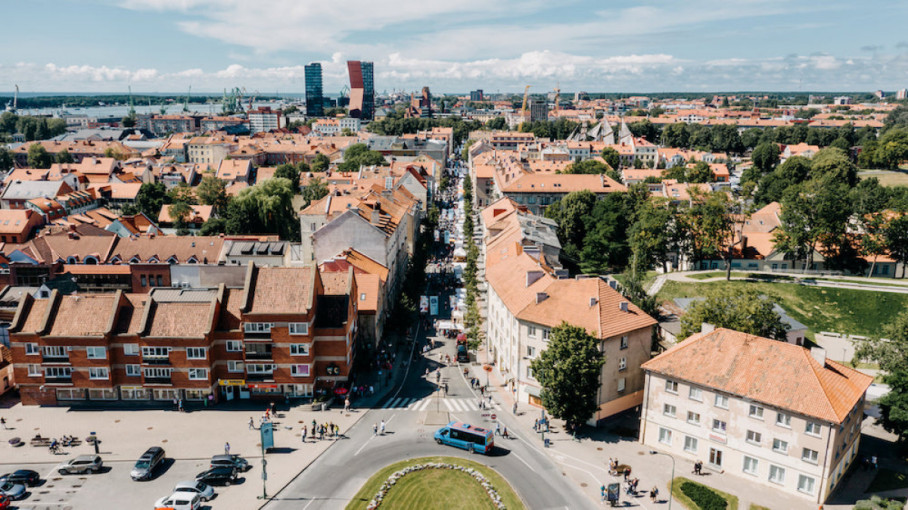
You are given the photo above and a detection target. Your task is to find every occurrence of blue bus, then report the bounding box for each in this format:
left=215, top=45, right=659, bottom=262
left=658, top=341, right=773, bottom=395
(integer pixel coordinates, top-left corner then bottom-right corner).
left=434, top=421, right=494, bottom=454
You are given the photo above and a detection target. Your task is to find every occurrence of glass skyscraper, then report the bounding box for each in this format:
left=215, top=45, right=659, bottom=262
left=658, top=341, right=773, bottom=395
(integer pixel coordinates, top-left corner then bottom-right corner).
left=305, top=63, right=324, bottom=117
left=347, top=60, right=374, bottom=120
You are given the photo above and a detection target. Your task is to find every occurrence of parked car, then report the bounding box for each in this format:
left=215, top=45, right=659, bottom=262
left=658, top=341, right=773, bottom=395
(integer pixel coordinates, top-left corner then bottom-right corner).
left=130, top=446, right=165, bottom=481
left=0, top=470, right=40, bottom=486
left=195, top=467, right=237, bottom=486
left=0, top=481, right=25, bottom=501
left=0, top=494, right=11, bottom=509
left=210, top=454, right=250, bottom=472
left=173, top=481, right=215, bottom=502
left=58, top=455, right=103, bottom=475
left=153, top=492, right=200, bottom=510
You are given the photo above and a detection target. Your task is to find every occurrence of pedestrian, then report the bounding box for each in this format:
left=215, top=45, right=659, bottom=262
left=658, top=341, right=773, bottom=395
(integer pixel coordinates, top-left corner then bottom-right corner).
left=208, top=393, right=214, bottom=407
left=369, top=385, right=374, bottom=396
left=624, top=467, right=631, bottom=482
left=513, top=402, right=518, bottom=414
left=443, top=383, right=448, bottom=396
left=651, top=486, right=659, bottom=503
left=0, top=417, right=6, bottom=430
left=334, top=424, right=339, bottom=439
left=302, top=426, right=307, bottom=443
left=373, top=423, right=378, bottom=436
left=249, top=417, right=255, bottom=430
left=344, top=398, right=351, bottom=412
left=173, top=397, right=178, bottom=411
left=178, top=399, right=184, bottom=412
left=872, top=456, right=879, bottom=469
left=380, top=420, right=386, bottom=435
left=502, top=427, right=509, bottom=439
left=312, top=419, right=317, bottom=433
left=600, top=485, right=606, bottom=502
left=495, top=422, right=501, bottom=436
left=224, top=442, right=230, bottom=455
left=533, top=419, right=539, bottom=431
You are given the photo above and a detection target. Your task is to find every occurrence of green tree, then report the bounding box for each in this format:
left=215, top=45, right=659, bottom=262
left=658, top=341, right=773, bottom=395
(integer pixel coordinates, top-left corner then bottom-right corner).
left=121, top=115, right=137, bottom=128
left=135, top=182, right=169, bottom=218
left=55, top=149, right=74, bottom=164
left=751, top=142, right=780, bottom=173
left=167, top=201, right=193, bottom=229
left=486, top=117, right=507, bottom=130
left=0, top=148, right=14, bottom=171
left=679, top=287, right=788, bottom=340
left=199, top=217, right=228, bottom=236
left=461, top=139, right=476, bottom=161
left=195, top=175, right=229, bottom=213
left=311, top=153, right=331, bottom=172
left=686, top=161, right=713, bottom=183
left=629, top=198, right=675, bottom=274
left=662, top=123, right=690, bottom=148
left=856, top=311, right=908, bottom=441
left=809, top=147, right=858, bottom=186
left=754, top=156, right=811, bottom=206
left=274, top=162, right=306, bottom=190
left=225, top=178, right=300, bottom=240
left=684, top=189, right=736, bottom=278
left=544, top=190, right=596, bottom=262
left=26, top=144, right=52, bottom=168
left=600, top=147, right=620, bottom=169
left=884, top=214, right=908, bottom=278
left=529, top=322, right=605, bottom=430
left=579, top=193, right=633, bottom=273
left=339, top=143, right=386, bottom=171
left=301, top=175, right=329, bottom=208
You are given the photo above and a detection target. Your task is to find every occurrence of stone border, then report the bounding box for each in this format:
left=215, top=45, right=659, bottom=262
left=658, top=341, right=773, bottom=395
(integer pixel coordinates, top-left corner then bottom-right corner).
left=367, top=462, right=506, bottom=509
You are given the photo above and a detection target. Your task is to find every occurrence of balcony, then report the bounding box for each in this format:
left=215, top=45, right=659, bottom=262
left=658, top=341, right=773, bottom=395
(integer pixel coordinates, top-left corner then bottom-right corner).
left=244, top=350, right=273, bottom=361
left=42, top=354, right=70, bottom=363
left=243, top=331, right=272, bottom=340
left=144, top=377, right=172, bottom=385
left=246, top=373, right=274, bottom=382
left=44, top=374, right=72, bottom=383
left=142, top=357, right=171, bottom=366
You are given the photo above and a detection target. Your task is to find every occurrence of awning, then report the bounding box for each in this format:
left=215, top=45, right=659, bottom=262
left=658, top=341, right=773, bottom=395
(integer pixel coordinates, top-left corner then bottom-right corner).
left=524, top=385, right=542, bottom=397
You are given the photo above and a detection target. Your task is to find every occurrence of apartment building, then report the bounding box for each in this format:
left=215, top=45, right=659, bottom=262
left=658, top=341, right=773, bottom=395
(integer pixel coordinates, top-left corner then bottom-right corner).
left=640, top=328, right=872, bottom=504
left=247, top=107, right=282, bottom=134
left=8, top=263, right=357, bottom=406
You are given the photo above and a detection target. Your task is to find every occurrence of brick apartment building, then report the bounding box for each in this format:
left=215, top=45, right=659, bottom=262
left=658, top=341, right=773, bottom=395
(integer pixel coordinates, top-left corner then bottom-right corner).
left=8, top=263, right=357, bottom=406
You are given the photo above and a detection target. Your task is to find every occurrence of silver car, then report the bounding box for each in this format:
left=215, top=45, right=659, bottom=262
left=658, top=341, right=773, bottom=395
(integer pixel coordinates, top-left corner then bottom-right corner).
left=58, top=455, right=103, bottom=475
left=173, top=480, right=215, bottom=502
left=0, top=480, right=26, bottom=500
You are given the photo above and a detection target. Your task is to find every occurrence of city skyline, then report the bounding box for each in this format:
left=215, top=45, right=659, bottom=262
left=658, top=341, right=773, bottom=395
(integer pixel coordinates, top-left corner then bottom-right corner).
left=1, top=0, right=908, bottom=93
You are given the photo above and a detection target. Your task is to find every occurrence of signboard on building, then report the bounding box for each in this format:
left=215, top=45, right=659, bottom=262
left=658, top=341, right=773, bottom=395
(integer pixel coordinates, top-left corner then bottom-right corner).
left=218, top=379, right=246, bottom=386
left=420, top=296, right=429, bottom=313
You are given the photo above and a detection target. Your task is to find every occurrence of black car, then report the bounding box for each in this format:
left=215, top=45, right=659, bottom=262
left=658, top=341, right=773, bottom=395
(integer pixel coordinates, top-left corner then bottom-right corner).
left=195, top=466, right=237, bottom=486
left=0, top=470, right=40, bottom=487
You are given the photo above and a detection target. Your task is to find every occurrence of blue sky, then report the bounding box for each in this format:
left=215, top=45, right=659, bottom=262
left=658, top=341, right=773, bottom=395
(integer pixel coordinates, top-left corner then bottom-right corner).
left=3, top=0, right=908, bottom=94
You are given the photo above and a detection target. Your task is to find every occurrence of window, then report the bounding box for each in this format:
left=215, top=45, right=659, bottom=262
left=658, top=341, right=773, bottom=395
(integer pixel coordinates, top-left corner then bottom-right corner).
left=712, top=419, right=727, bottom=434
left=126, top=365, right=141, bottom=377
left=27, top=364, right=41, bottom=377
left=665, top=380, right=679, bottom=394
left=42, top=346, right=66, bottom=358
left=797, top=475, right=816, bottom=495
left=714, top=394, right=729, bottom=409
left=746, top=430, right=762, bottom=445
left=620, top=336, right=628, bottom=350
left=743, top=456, right=759, bottom=475
left=290, top=344, right=310, bottom=356
left=143, top=367, right=173, bottom=378
left=188, top=368, right=208, bottom=380
left=769, top=465, right=786, bottom=484
left=186, top=347, right=207, bottom=360
left=687, top=411, right=701, bottom=425
left=802, top=448, right=819, bottom=464
left=89, top=367, right=109, bottom=380
left=805, top=422, right=821, bottom=437
left=244, top=322, right=274, bottom=334
left=527, top=326, right=536, bottom=337
left=689, top=387, right=702, bottom=401
left=123, top=343, right=139, bottom=356
left=142, top=346, right=170, bottom=358
left=617, top=377, right=626, bottom=392
left=663, top=404, right=677, bottom=417
left=618, top=357, right=627, bottom=371
left=140, top=275, right=147, bottom=287
left=749, top=405, right=764, bottom=419
left=541, top=329, right=549, bottom=341
left=776, top=412, right=791, bottom=428
left=684, top=436, right=698, bottom=453
left=526, top=366, right=533, bottom=379
left=247, top=364, right=275, bottom=374
left=772, top=438, right=789, bottom=454
left=45, top=367, right=71, bottom=378
left=226, top=341, right=242, bottom=352
left=291, top=364, right=310, bottom=377
left=658, top=427, right=672, bottom=445
left=25, top=343, right=39, bottom=355
left=156, top=276, right=163, bottom=286
left=228, top=361, right=244, bottom=373
left=289, top=323, right=309, bottom=335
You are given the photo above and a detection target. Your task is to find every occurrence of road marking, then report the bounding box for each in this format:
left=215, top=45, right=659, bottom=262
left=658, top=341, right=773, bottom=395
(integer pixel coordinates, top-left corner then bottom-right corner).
left=512, top=452, right=534, bottom=470
left=443, top=399, right=455, bottom=411
left=354, top=413, right=397, bottom=457
left=465, top=399, right=478, bottom=410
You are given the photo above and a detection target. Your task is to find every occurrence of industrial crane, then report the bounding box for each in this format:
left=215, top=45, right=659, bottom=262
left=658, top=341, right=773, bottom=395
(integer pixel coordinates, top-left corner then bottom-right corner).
left=182, top=85, right=191, bottom=112
left=5, top=85, right=18, bottom=112
left=520, top=85, right=531, bottom=117
left=553, top=83, right=560, bottom=113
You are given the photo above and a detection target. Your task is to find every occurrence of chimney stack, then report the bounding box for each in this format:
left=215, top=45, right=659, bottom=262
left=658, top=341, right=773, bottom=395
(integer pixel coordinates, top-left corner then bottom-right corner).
left=701, top=323, right=715, bottom=334
left=810, top=347, right=827, bottom=366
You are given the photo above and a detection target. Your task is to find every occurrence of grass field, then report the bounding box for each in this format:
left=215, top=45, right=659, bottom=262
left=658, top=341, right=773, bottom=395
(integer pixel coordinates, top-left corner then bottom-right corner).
left=670, top=476, right=739, bottom=510
left=867, top=468, right=908, bottom=493
left=860, top=170, right=908, bottom=187
left=345, top=456, right=525, bottom=510
left=657, top=280, right=908, bottom=337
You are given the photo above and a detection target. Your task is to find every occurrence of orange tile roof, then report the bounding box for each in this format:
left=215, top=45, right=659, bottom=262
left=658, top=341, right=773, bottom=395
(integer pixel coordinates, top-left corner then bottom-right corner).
left=48, top=294, right=117, bottom=337
left=147, top=302, right=212, bottom=338
left=247, top=266, right=314, bottom=315
left=20, top=298, right=48, bottom=333
left=353, top=273, right=380, bottom=312
left=642, top=328, right=873, bottom=423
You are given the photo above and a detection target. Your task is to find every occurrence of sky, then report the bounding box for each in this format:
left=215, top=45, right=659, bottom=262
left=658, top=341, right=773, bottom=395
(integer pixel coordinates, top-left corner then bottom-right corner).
left=3, top=0, right=908, bottom=94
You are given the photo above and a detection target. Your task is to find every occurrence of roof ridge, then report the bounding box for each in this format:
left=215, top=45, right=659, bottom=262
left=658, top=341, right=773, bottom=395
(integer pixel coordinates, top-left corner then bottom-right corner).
left=798, top=346, right=841, bottom=422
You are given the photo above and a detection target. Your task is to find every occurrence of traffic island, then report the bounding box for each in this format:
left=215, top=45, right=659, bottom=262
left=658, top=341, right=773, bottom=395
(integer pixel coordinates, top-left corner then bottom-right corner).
left=345, top=456, right=525, bottom=510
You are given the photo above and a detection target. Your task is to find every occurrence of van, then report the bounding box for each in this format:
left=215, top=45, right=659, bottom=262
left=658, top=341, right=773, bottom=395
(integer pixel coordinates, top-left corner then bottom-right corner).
left=131, top=446, right=165, bottom=481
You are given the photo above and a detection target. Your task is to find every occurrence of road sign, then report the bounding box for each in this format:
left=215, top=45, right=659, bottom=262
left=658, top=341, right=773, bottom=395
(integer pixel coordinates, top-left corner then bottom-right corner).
left=491, top=414, right=497, bottom=420
left=481, top=413, right=490, bottom=417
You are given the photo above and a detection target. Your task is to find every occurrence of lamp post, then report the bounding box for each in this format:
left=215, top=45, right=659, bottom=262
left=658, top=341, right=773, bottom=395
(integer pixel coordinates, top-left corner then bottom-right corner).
left=649, top=450, right=674, bottom=510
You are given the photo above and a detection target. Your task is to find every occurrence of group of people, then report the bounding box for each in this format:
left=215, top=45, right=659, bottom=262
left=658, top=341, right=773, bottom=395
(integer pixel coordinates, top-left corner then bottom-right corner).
left=372, top=420, right=387, bottom=436
left=303, top=420, right=340, bottom=442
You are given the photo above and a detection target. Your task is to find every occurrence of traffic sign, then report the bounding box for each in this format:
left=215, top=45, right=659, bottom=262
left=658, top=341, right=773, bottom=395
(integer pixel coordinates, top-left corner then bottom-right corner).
left=491, top=414, right=497, bottom=420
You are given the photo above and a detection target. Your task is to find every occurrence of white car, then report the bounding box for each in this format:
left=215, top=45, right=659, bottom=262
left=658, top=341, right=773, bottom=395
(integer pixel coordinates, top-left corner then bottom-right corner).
left=173, top=480, right=215, bottom=502
left=153, top=492, right=201, bottom=510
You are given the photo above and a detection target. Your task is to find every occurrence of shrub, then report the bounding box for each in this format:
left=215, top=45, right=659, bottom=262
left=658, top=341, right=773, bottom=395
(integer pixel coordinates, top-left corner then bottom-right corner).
left=854, top=496, right=905, bottom=510
left=680, top=481, right=727, bottom=510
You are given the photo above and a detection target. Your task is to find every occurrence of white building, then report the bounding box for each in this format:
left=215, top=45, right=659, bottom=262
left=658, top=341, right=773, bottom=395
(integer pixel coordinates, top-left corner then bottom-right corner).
left=248, top=107, right=282, bottom=134
left=640, top=328, right=872, bottom=504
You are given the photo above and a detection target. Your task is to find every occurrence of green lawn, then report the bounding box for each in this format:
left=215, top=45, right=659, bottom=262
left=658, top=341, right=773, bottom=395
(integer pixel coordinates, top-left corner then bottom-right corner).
left=686, top=271, right=745, bottom=280
left=345, top=456, right=525, bottom=510
left=859, top=170, right=908, bottom=187
left=671, top=476, right=739, bottom=510
left=657, top=280, right=908, bottom=337
left=867, top=468, right=908, bottom=493
left=749, top=505, right=771, bottom=510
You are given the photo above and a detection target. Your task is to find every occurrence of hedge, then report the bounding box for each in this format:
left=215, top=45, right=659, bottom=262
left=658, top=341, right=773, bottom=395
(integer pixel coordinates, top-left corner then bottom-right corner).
left=680, top=481, right=728, bottom=510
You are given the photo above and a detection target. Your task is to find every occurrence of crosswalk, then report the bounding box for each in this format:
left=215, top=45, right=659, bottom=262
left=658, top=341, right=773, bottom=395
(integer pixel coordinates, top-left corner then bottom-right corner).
left=380, top=396, right=502, bottom=412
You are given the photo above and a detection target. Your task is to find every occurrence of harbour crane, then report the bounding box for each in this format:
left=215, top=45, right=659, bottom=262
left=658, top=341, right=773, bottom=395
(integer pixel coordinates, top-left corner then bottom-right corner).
left=182, top=85, right=191, bottom=112
left=520, top=85, right=531, bottom=117
left=5, top=84, right=19, bottom=112
left=553, top=83, right=560, bottom=113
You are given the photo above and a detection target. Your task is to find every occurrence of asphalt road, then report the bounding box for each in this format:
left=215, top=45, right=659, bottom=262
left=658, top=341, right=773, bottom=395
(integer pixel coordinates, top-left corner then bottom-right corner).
left=262, top=331, right=595, bottom=510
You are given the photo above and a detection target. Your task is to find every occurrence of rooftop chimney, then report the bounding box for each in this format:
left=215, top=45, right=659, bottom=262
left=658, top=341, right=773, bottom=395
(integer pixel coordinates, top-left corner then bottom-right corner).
left=619, top=301, right=629, bottom=312
left=701, top=322, right=715, bottom=334
left=810, top=347, right=827, bottom=366
left=370, top=206, right=381, bottom=225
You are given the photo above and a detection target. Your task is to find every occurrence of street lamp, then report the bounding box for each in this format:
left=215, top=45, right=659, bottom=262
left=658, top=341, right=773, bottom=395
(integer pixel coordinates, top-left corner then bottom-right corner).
left=649, top=450, right=674, bottom=510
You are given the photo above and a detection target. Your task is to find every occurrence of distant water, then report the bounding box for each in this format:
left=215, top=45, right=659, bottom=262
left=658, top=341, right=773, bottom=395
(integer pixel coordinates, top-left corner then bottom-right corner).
left=10, top=100, right=299, bottom=118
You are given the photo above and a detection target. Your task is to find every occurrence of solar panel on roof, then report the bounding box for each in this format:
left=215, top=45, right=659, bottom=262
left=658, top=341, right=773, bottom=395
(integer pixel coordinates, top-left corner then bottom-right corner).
left=256, top=244, right=269, bottom=254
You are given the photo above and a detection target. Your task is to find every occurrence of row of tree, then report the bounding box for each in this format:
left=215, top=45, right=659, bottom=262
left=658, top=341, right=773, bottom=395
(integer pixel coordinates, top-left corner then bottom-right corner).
left=366, top=113, right=483, bottom=146
left=0, top=112, right=67, bottom=142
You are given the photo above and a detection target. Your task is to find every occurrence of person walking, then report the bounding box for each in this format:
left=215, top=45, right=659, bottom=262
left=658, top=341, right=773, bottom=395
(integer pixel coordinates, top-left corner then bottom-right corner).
left=178, top=399, right=184, bottom=412
left=0, top=417, right=6, bottom=430
left=512, top=402, right=518, bottom=414
left=502, top=426, right=509, bottom=439
left=373, top=423, right=378, bottom=436
left=601, top=485, right=606, bottom=502
left=344, top=398, right=351, bottom=412
left=380, top=420, right=386, bottom=435
left=224, top=442, right=230, bottom=455
left=248, top=417, right=255, bottom=430
left=650, top=486, right=659, bottom=503
left=302, top=425, right=307, bottom=443
left=495, top=422, right=501, bottom=436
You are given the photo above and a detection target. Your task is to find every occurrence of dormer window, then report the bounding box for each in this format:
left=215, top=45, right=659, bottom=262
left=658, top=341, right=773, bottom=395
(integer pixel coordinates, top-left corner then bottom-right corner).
left=129, top=256, right=142, bottom=264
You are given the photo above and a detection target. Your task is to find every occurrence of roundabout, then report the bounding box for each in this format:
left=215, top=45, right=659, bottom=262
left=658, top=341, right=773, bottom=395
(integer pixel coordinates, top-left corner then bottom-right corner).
left=346, top=456, right=526, bottom=510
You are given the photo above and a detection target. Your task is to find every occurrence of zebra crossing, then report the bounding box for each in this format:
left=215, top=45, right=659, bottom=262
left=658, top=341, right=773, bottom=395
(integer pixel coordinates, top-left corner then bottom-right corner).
left=380, top=396, right=502, bottom=412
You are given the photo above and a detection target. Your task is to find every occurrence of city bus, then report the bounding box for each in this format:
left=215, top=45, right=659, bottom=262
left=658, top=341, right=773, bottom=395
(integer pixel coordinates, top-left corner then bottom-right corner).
left=434, top=421, right=494, bottom=454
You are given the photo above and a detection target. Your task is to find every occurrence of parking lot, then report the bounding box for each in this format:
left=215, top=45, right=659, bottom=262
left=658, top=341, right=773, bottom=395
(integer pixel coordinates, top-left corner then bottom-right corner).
left=0, top=402, right=363, bottom=509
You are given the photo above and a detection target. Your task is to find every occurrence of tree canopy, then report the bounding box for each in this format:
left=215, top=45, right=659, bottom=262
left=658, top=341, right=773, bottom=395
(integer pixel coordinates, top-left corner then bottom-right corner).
left=679, top=287, right=789, bottom=341
left=856, top=311, right=908, bottom=441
